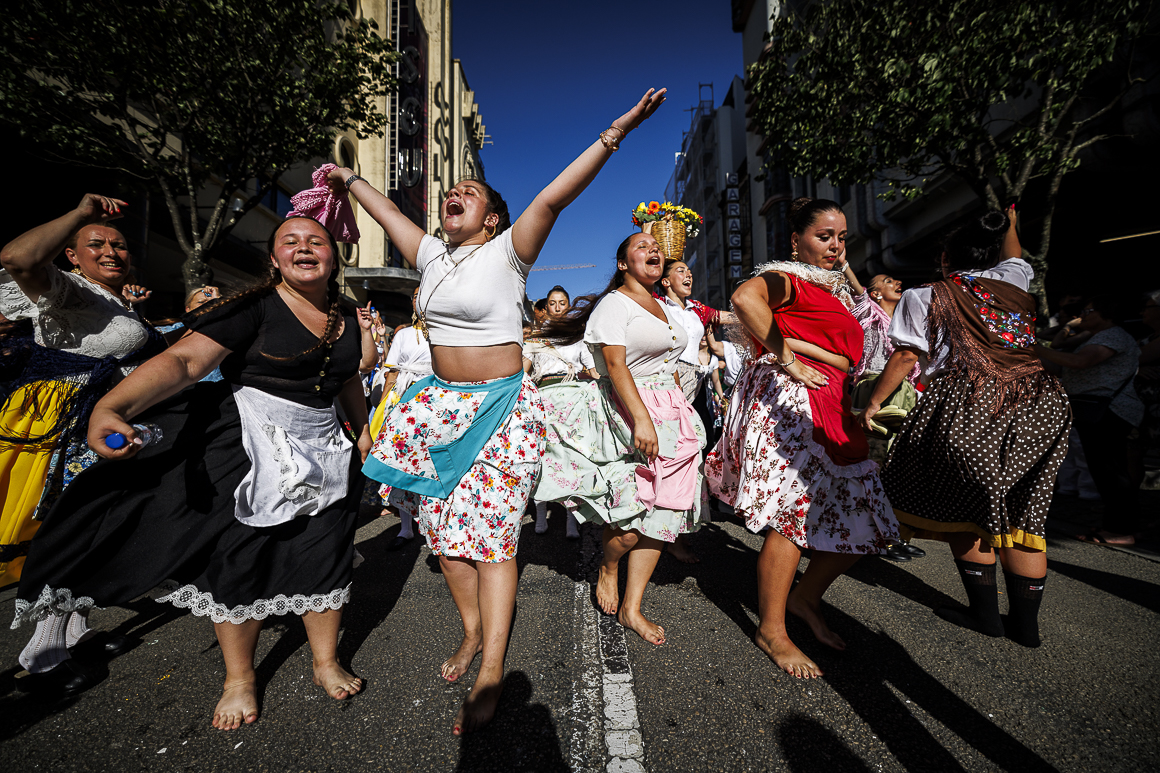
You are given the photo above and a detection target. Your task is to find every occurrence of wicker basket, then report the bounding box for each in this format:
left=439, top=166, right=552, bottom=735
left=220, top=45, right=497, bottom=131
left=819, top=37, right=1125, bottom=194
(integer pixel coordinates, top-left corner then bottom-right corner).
left=642, top=219, right=686, bottom=261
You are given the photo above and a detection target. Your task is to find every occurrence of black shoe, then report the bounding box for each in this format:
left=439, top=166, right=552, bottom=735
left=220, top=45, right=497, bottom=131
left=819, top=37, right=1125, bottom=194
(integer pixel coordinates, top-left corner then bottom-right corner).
left=387, top=535, right=413, bottom=551
left=881, top=544, right=912, bottom=562
left=898, top=543, right=926, bottom=558
left=103, top=635, right=134, bottom=657
left=16, top=660, right=98, bottom=696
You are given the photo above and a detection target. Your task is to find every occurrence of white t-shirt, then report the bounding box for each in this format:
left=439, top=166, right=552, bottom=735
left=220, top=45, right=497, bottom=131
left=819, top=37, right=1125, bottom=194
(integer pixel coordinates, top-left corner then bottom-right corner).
left=721, top=341, right=744, bottom=387
left=415, top=229, right=533, bottom=347
left=584, top=291, right=688, bottom=378
left=659, top=295, right=705, bottom=366
left=385, top=325, right=432, bottom=372
left=889, top=258, right=1034, bottom=376
left=524, top=339, right=594, bottom=378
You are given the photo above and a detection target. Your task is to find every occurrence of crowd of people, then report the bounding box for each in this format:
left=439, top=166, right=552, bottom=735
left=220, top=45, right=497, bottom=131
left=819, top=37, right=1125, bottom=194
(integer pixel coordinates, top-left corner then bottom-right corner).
left=0, top=86, right=1155, bottom=738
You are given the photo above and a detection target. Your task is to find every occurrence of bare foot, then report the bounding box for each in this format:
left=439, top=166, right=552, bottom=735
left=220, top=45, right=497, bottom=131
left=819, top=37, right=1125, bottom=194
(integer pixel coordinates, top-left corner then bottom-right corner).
left=666, top=536, right=700, bottom=564
left=787, top=589, right=846, bottom=651
left=441, top=631, right=482, bottom=682
left=617, top=606, right=665, bottom=645
left=452, top=667, right=504, bottom=735
left=1083, top=530, right=1136, bottom=546
left=596, top=564, right=620, bottom=615
left=313, top=660, right=363, bottom=699
left=212, top=678, right=259, bottom=730
left=754, top=629, right=822, bottom=678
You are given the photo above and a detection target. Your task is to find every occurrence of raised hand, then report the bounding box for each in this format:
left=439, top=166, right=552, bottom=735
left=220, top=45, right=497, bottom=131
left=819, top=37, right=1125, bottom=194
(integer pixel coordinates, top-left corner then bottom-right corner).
left=76, top=194, right=127, bottom=224
left=612, top=88, right=668, bottom=135
left=356, top=301, right=374, bottom=331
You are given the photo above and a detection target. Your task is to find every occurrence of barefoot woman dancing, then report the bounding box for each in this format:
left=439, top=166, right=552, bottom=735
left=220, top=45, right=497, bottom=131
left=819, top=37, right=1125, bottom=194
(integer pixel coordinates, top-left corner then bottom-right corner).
left=536, top=233, right=707, bottom=645
left=14, top=215, right=369, bottom=728
left=705, top=197, right=898, bottom=678
left=349, top=88, right=667, bottom=734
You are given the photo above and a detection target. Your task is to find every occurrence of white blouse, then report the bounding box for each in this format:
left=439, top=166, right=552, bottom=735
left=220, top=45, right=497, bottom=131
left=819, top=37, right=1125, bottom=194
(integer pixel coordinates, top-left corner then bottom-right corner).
left=888, top=258, right=1033, bottom=377
left=523, top=339, right=594, bottom=379
left=584, top=291, right=687, bottom=378
left=0, top=267, right=150, bottom=377
left=659, top=296, right=705, bottom=366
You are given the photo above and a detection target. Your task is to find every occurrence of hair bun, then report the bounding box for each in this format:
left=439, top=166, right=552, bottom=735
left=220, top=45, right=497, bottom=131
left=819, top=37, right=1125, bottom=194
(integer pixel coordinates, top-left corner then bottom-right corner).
left=787, top=197, right=814, bottom=222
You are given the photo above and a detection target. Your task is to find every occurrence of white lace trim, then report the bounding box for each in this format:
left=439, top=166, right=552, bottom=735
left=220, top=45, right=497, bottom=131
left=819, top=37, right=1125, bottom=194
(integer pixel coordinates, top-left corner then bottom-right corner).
left=753, top=260, right=857, bottom=310
left=11, top=585, right=98, bottom=629
left=151, top=581, right=351, bottom=624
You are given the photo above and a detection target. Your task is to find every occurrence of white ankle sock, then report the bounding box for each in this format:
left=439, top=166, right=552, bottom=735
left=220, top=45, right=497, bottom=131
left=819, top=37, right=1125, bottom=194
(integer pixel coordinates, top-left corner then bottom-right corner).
left=19, top=614, right=72, bottom=674
left=566, top=510, right=580, bottom=539
left=65, top=610, right=96, bottom=649
left=399, top=512, right=414, bottom=540
left=534, top=502, right=548, bottom=534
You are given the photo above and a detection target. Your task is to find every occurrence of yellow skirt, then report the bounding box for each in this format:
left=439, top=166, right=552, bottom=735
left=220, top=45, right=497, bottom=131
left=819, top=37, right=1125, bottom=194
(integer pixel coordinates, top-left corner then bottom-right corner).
left=0, top=383, right=71, bottom=587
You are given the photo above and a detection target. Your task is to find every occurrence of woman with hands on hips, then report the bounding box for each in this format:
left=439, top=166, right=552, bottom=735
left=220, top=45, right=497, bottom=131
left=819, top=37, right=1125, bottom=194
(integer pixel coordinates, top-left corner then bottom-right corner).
left=339, top=88, right=668, bottom=735
left=704, top=197, right=899, bottom=679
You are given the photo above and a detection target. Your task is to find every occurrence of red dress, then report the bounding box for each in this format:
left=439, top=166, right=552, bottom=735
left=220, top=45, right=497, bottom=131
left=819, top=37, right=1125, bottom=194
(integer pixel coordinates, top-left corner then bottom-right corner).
left=755, top=276, right=868, bottom=466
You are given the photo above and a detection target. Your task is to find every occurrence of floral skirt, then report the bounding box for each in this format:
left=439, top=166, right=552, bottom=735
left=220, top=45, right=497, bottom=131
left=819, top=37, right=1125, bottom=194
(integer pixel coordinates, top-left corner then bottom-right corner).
left=533, top=375, right=706, bottom=543
left=378, top=375, right=545, bottom=563
left=705, top=357, right=898, bottom=554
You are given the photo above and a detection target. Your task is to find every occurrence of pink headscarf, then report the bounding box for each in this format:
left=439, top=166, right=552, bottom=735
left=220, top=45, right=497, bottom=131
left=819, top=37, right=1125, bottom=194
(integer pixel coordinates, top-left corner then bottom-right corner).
left=287, top=163, right=360, bottom=244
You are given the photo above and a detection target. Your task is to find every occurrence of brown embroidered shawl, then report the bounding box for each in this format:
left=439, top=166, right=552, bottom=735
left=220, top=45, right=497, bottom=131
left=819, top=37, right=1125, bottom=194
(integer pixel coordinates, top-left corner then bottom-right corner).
left=928, top=275, right=1059, bottom=415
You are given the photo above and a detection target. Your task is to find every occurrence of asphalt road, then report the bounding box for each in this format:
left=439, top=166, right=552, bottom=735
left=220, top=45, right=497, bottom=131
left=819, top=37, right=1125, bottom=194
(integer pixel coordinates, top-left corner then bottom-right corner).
left=1, top=496, right=1157, bottom=772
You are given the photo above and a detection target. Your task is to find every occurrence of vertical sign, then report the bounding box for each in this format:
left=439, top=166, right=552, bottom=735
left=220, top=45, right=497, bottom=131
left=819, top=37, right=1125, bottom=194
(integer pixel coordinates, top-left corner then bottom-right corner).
left=393, top=0, right=428, bottom=230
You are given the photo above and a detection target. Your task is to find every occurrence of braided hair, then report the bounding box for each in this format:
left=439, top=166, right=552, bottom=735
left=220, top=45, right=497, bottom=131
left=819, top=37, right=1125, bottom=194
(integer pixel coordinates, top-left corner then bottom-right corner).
left=187, top=215, right=347, bottom=360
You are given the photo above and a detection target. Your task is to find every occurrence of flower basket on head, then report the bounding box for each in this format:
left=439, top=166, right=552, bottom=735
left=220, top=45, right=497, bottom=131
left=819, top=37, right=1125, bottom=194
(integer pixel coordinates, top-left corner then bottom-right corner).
left=631, top=201, right=703, bottom=261
left=642, top=219, right=686, bottom=261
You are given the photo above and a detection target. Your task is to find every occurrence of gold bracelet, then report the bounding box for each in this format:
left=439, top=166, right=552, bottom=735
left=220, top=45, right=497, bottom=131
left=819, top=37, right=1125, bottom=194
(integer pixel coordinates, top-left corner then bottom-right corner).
left=599, top=129, right=621, bottom=152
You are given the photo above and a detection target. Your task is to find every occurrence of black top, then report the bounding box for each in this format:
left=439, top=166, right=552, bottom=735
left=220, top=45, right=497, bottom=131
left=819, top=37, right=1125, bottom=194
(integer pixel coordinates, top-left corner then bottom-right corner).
left=188, top=291, right=360, bottom=409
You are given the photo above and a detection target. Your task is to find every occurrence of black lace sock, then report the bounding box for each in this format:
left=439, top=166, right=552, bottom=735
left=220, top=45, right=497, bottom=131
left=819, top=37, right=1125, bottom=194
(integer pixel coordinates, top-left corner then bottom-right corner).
left=935, top=559, right=1004, bottom=637
left=1003, top=572, right=1046, bottom=648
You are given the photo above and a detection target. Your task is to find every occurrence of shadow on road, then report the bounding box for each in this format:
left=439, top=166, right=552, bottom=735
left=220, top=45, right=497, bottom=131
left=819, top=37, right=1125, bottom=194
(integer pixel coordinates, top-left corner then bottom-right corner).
left=779, top=714, right=872, bottom=772
left=1046, top=556, right=1160, bottom=614
left=455, top=670, right=567, bottom=773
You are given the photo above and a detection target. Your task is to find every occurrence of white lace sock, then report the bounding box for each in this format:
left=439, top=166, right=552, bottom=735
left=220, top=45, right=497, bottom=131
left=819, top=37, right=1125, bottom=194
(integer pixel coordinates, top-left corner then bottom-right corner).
left=534, top=502, right=549, bottom=534
left=566, top=509, right=580, bottom=539
left=398, top=511, right=414, bottom=540
left=19, top=614, right=72, bottom=674
left=65, top=610, right=96, bottom=649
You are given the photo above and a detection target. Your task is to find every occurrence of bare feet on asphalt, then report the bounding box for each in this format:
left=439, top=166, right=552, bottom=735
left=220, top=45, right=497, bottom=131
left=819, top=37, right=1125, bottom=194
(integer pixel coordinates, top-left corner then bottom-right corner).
left=618, top=606, right=665, bottom=645
left=787, top=589, right=847, bottom=651
left=452, top=667, right=504, bottom=735
left=441, top=631, right=483, bottom=682
left=755, top=629, right=822, bottom=678
left=597, top=564, right=619, bottom=615
left=313, top=660, right=363, bottom=699
left=212, top=678, right=259, bottom=730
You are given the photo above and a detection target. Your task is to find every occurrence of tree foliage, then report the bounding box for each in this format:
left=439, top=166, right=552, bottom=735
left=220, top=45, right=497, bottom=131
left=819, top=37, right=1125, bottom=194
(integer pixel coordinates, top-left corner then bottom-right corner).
left=0, top=0, right=398, bottom=290
left=747, top=0, right=1152, bottom=303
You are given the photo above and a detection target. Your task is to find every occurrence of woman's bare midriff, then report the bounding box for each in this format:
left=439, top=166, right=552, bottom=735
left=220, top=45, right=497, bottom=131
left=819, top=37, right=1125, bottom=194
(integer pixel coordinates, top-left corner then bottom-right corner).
left=431, top=342, right=525, bottom=382
left=784, top=337, right=851, bottom=373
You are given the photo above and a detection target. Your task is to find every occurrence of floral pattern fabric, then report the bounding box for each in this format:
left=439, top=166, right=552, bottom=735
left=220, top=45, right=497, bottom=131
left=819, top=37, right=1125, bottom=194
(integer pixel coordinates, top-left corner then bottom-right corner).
left=705, top=357, right=898, bottom=554
left=533, top=376, right=707, bottom=543
left=378, top=375, right=544, bottom=562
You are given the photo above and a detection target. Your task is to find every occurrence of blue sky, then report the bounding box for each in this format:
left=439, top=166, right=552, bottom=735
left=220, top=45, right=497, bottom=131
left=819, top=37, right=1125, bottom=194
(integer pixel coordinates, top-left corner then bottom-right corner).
left=453, top=0, right=746, bottom=301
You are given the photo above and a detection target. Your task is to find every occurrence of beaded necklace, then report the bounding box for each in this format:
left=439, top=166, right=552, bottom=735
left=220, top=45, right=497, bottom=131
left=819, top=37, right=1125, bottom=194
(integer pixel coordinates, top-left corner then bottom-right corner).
left=951, top=274, right=1036, bottom=349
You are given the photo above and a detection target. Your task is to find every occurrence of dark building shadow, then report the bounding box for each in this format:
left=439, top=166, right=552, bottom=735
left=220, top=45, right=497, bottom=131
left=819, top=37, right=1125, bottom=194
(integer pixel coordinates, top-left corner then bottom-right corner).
left=779, top=714, right=873, bottom=773
left=454, top=670, right=567, bottom=773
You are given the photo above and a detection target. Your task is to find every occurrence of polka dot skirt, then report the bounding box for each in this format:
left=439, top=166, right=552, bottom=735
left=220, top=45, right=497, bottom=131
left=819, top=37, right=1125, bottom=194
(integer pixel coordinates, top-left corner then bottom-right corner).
left=882, top=374, right=1070, bottom=546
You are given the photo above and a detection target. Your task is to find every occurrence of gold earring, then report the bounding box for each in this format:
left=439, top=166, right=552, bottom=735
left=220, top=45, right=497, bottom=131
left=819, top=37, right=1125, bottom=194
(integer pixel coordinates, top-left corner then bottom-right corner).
left=791, top=249, right=798, bottom=260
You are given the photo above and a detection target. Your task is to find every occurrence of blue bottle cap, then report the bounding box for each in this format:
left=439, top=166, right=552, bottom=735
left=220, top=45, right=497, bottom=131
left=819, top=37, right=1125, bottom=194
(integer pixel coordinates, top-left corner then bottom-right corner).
left=105, top=433, right=128, bottom=449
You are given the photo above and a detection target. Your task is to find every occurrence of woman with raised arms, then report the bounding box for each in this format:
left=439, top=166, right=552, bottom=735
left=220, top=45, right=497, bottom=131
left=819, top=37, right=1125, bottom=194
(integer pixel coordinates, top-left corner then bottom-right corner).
left=337, top=88, right=666, bottom=734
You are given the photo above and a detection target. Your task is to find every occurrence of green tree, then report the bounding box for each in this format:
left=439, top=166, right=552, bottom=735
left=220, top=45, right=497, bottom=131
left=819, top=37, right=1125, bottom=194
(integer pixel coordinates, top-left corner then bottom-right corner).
left=0, top=0, right=398, bottom=291
left=747, top=0, right=1152, bottom=309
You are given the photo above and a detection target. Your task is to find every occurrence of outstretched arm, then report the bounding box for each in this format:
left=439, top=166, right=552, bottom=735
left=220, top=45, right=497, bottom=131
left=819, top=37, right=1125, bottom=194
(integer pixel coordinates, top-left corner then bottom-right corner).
left=511, top=89, right=667, bottom=264
left=1, top=194, right=126, bottom=301
left=326, top=169, right=426, bottom=268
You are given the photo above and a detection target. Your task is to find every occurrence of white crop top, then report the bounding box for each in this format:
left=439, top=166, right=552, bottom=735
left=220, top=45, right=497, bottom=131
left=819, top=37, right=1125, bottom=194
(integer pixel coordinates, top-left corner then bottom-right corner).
left=584, top=291, right=688, bottom=378
left=415, top=229, right=533, bottom=347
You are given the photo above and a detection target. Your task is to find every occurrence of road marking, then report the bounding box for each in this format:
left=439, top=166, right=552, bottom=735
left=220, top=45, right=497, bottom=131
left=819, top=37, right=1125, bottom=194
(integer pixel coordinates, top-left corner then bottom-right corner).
left=576, top=523, right=647, bottom=772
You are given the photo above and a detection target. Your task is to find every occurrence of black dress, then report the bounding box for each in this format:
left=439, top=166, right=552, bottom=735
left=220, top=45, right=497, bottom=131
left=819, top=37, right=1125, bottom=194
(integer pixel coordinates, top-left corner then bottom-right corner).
left=13, top=291, right=364, bottom=626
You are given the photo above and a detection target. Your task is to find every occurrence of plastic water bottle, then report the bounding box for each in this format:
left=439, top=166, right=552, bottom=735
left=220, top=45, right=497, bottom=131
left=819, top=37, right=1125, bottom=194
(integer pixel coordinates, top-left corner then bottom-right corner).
left=104, top=423, right=163, bottom=450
